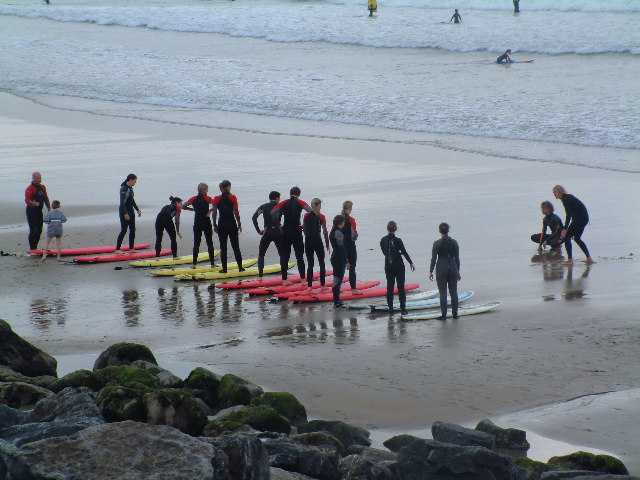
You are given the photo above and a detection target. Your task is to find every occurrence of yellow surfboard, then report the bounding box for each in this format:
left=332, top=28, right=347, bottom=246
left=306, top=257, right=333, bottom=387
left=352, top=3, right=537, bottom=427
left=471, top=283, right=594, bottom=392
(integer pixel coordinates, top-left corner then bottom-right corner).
left=130, top=250, right=220, bottom=268
left=151, top=258, right=258, bottom=277
left=368, top=0, right=377, bottom=13
left=174, top=262, right=294, bottom=282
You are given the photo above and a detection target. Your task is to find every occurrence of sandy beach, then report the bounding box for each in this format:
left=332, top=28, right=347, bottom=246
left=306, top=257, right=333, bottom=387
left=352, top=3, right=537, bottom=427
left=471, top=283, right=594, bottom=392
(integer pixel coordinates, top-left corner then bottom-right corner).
left=2, top=90, right=639, bottom=469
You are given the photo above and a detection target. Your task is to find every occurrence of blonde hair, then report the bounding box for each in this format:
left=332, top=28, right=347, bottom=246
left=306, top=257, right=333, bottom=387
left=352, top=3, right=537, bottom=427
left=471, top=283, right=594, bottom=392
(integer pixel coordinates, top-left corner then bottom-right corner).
left=342, top=200, right=353, bottom=214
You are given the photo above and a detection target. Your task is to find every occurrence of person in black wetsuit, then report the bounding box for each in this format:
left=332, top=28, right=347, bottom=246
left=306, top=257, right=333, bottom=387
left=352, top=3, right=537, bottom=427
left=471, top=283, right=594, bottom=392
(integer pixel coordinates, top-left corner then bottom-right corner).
left=252, top=191, right=282, bottom=277
left=380, top=221, right=415, bottom=314
left=155, top=196, right=182, bottom=258
left=341, top=201, right=359, bottom=292
left=212, top=180, right=243, bottom=273
left=183, top=183, right=216, bottom=268
left=429, top=222, right=461, bottom=320
left=116, top=174, right=141, bottom=251
left=496, top=49, right=512, bottom=64
left=24, top=171, right=51, bottom=251
left=329, top=215, right=347, bottom=308
left=272, top=186, right=312, bottom=280
left=303, top=198, right=330, bottom=288
left=531, top=200, right=563, bottom=253
left=553, top=185, right=593, bottom=265
left=513, top=0, right=520, bottom=13
left=450, top=9, right=462, bottom=23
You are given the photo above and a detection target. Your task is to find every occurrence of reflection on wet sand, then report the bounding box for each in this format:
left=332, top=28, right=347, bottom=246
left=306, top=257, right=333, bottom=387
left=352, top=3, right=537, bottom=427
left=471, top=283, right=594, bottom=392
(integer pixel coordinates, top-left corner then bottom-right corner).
left=157, top=287, right=185, bottom=325
left=30, top=297, right=68, bottom=330
left=563, top=265, right=590, bottom=300
left=531, top=252, right=566, bottom=282
left=193, top=284, right=216, bottom=327
left=122, top=289, right=141, bottom=327
left=260, top=312, right=360, bottom=343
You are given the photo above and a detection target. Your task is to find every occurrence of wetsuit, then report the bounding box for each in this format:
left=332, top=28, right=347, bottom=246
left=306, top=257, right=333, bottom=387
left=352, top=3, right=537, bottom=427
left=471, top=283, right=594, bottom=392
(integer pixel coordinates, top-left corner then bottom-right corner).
left=513, top=0, right=520, bottom=13
left=430, top=236, right=460, bottom=319
left=252, top=200, right=282, bottom=277
left=380, top=233, right=413, bottom=312
left=185, top=194, right=216, bottom=267
left=561, top=194, right=590, bottom=260
left=451, top=12, right=462, bottom=23
left=116, top=182, right=140, bottom=250
left=330, top=227, right=347, bottom=305
left=25, top=182, right=50, bottom=250
left=155, top=203, right=181, bottom=258
left=496, top=52, right=512, bottom=64
left=342, top=216, right=358, bottom=289
left=272, top=197, right=310, bottom=279
left=531, top=212, right=563, bottom=249
left=213, top=193, right=243, bottom=271
left=303, top=212, right=327, bottom=287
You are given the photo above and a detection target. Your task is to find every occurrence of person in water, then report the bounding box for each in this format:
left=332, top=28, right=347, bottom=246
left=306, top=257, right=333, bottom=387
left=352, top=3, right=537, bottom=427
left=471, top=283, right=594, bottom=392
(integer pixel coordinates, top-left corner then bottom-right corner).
left=450, top=9, right=462, bottom=24
left=212, top=180, right=244, bottom=273
left=329, top=215, right=347, bottom=308
left=155, top=196, right=182, bottom=259
left=429, top=222, right=461, bottom=320
left=380, top=221, right=415, bottom=314
left=272, top=186, right=312, bottom=280
left=513, top=0, right=520, bottom=13
left=116, top=173, right=141, bottom=251
left=41, top=200, right=67, bottom=262
left=183, top=183, right=217, bottom=268
left=531, top=200, right=563, bottom=253
left=303, top=198, right=330, bottom=288
left=553, top=185, right=593, bottom=265
left=341, top=201, right=359, bottom=293
left=25, top=171, right=51, bottom=251
left=252, top=191, right=282, bottom=277
left=496, top=49, right=513, bottom=64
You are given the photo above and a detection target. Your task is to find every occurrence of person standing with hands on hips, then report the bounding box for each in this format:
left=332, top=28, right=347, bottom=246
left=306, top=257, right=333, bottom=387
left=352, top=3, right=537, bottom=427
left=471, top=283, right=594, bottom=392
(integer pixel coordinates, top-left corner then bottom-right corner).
left=429, top=222, right=461, bottom=320
left=116, top=173, right=141, bottom=251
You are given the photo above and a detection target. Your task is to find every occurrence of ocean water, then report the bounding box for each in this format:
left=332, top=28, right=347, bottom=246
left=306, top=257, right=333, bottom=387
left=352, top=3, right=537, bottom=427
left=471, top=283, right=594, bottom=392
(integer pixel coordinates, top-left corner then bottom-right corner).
left=1, top=0, right=639, bottom=153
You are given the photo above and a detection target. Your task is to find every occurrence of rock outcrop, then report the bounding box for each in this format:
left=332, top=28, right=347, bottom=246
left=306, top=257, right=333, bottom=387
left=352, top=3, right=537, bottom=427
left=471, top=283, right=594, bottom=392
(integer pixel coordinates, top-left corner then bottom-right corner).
left=0, top=320, right=57, bottom=377
left=93, top=342, right=158, bottom=370
left=298, top=420, right=371, bottom=450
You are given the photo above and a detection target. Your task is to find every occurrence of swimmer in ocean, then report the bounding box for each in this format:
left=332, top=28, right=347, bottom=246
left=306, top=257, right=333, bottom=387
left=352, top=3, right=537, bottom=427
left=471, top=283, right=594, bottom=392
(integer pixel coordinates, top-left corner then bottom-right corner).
left=496, top=49, right=513, bottom=64
left=450, top=9, right=462, bottom=24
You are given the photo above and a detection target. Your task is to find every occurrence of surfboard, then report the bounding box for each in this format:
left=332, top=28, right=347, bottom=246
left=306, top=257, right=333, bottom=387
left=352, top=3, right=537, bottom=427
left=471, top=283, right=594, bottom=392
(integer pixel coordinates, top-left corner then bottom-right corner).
left=129, top=250, right=220, bottom=268
left=400, top=302, right=501, bottom=321
left=216, top=271, right=324, bottom=290
left=370, top=290, right=474, bottom=312
left=151, top=259, right=257, bottom=277
left=247, top=272, right=338, bottom=296
left=30, top=243, right=150, bottom=257
left=291, top=283, right=420, bottom=303
left=74, top=248, right=172, bottom=264
left=275, top=280, right=381, bottom=301
left=347, top=290, right=439, bottom=310
left=174, top=262, right=295, bottom=282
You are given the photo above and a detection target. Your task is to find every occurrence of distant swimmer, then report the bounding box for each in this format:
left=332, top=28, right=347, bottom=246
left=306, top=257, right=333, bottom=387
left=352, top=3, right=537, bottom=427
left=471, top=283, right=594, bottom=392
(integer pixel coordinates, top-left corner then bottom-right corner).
left=513, top=0, right=520, bottom=13
left=496, top=49, right=513, bottom=64
left=368, top=0, right=377, bottom=17
left=531, top=201, right=563, bottom=254
left=450, top=9, right=462, bottom=24
left=553, top=185, right=593, bottom=265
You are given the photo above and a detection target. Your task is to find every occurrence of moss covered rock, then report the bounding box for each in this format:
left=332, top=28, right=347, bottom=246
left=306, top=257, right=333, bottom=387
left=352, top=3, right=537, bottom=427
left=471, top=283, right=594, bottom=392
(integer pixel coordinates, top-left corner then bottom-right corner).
left=547, top=451, right=629, bottom=475
left=0, top=319, right=57, bottom=377
left=515, top=457, right=549, bottom=480
left=0, top=365, right=56, bottom=390
left=252, top=392, right=307, bottom=426
left=291, top=432, right=346, bottom=456
left=93, top=343, right=157, bottom=370
left=184, top=367, right=221, bottom=408
left=217, top=374, right=263, bottom=408
left=96, top=385, right=146, bottom=422
left=0, top=381, right=52, bottom=409
left=144, top=388, right=208, bottom=436
left=94, top=365, right=160, bottom=391
left=299, top=420, right=371, bottom=450
left=130, top=361, right=183, bottom=389
left=383, top=434, right=422, bottom=453
left=204, top=405, right=291, bottom=437
left=51, top=369, right=100, bottom=392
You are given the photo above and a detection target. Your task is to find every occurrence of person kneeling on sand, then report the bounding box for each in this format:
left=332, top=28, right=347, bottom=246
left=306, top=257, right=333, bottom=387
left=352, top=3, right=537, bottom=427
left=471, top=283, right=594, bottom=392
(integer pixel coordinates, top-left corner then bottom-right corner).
left=41, top=200, right=67, bottom=262
left=531, top=200, right=563, bottom=254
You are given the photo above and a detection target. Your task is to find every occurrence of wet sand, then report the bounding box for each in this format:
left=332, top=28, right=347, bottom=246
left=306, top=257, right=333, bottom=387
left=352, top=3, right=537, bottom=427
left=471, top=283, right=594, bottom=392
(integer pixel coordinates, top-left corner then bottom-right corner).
left=1, top=92, right=640, bottom=468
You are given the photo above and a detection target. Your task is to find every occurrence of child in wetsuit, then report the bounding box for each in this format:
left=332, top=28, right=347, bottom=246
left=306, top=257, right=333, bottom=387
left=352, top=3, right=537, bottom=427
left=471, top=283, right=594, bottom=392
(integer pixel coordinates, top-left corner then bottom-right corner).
left=41, top=200, right=67, bottom=262
left=531, top=200, right=563, bottom=253
left=330, top=215, right=347, bottom=307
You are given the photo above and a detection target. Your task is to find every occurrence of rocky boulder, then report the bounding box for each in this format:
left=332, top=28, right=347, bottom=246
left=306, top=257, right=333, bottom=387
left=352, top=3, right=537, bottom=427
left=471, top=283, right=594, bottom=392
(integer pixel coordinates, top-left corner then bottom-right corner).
left=218, top=374, right=264, bottom=409
left=0, top=366, right=55, bottom=390
left=96, top=385, right=146, bottom=422
left=299, top=420, right=371, bottom=450
left=263, top=437, right=341, bottom=480
left=270, top=467, right=317, bottom=479
left=0, top=405, right=29, bottom=430
left=432, top=421, right=496, bottom=450
left=541, top=473, right=637, bottom=480
left=131, top=360, right=183, bottom=389
left=94, top=365, right=160, bottom=391
left=145, top=388, right=208, bottom=436
left=1, top=420, right=227, bottom=480
left=93, top=342, right=157, bottom=370
left=185, top=367, right=221, bottom=408
left=516, top=457, right=550, bottom=480
left=0, top=320, right=57, bottom=377
left=205, top=433, right=270, bottom=480
left=291, top=432, right=346, bottom=456
left=0, top=382, right=52, bottom=409
left=50, top=369, right=101, bottom=392
left=252, top=392, right=308, bottom=426
left=340, top=448, right=398, bottom=480
left=383, top=434, right=422, bottom=453
left=547, top=452, right=629, bottom=475
left=204, top=405, right=291, bottom=437
left=476, top=419, right=530, bottom=455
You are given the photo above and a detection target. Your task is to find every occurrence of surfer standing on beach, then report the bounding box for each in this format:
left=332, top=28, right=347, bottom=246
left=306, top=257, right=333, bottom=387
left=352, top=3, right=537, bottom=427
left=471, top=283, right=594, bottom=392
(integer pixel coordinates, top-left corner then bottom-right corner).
left=252, top=191, right=282, bottom=277
left=450, top=9, right=462, bottom=24
left=183, top=183, right=217, bottom=268
left=116, top=174, right=141, bottom=252
left=212, top=180, right=244, bottom=273
left=155, top=196, right=182, bottom=259
left=303, top=198, right=330, bottom=288
left=429, top=222, right=461, bottom=320
left=272, top=187, right=312, bottom=280
left=380, top=221, right=415, bottom=315
left=341, top=201, right=359, bottom=293
left=25, top=171, right=51, bottom=251
left=330, top=215, right=348, bottom=307
left=553, top=185, right=593, bottom=265
left=513, top=0, right=520, bottom=13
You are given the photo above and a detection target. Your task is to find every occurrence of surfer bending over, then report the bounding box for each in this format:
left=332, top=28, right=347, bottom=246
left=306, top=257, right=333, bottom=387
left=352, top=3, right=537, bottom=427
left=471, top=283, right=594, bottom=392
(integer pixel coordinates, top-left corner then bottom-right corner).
left=380, top=221, right=415, bottom=315
left=496, top=49, right=513, bottom=64
left=272, top=186, right=312, bottom=280
left=252, top=191, right=282, bottom=277
left=303, top=198, right=330, bottom=288
left=155, top=196, right=182, bottom=259
left=450, top=9, right=462, bottom=24
left=429, top=222, right=461, bottom=320
left=553, top=185, right=593, bottom=265
left=531, top=201, right=563, bottom=254
left=330, top=215, right=347, bottom=308
left=212, top=180, right=244, bottom=273
left=183, top=183, right=217, bottom=268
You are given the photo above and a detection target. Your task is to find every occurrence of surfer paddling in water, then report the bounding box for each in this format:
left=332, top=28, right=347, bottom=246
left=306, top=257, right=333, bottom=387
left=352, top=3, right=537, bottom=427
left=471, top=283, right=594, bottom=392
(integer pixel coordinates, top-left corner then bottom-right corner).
left=450, top=9, right=462, bottom=24
left=496, top=49, right=513, bottom=64
left=553, top=185, right=593, bottom=265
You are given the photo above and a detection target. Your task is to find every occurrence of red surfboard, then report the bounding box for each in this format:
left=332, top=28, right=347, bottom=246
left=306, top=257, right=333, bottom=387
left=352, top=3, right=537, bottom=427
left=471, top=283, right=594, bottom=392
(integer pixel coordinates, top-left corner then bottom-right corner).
left=30, top=243, right=150, bottom=257
left=291, top=283, right=419, bottom=303
left=74, top=248, right=172, bottom=264
left=247, top=276, right=342, bottom=296
left=216, top=271, right=332, bottom=290
left=278, top=280, right=381, bottom=301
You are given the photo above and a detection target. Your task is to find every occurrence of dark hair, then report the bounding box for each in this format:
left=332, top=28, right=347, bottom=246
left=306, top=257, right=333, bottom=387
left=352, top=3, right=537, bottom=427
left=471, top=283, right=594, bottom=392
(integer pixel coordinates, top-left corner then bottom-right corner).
left=269, top=191, right=280, bottom=201
left=170, top=196, right=182, bottom=204
left=333, top=214, right=345, bottom=228
left=387, top=221, right=397, bottom=233
left=439, top=222, right=450, bottom=235
left=541, top=201, right=554, bottom=212
left=219, top=180, right=231, bottom=191
left=290, top=186, right=301, bottom=196
left=125, top=173, right=137, bottom=182
left=52, top=200, right=61, bottom=209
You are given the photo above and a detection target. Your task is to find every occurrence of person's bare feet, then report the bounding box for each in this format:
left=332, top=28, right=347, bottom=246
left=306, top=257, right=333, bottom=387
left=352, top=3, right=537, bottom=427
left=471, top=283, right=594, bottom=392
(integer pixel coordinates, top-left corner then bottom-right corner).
left=585, top=257, right=595, bottom=265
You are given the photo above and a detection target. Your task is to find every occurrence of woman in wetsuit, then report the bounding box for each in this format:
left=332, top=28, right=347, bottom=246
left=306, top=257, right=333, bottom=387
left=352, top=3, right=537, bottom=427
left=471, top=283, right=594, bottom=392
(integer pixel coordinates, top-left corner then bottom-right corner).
left=330, top=215, right=347, bottom=308
left=553, top=185, right=593, bottom=265
left=116, top=173, right=141, bottom=251
left=212, top=180, right=244, bottom=273
left=303, top=198, right=330, bottom=288
left=341, top=201, right=359, bottom=293
left=429, top=222, right=461, bottom=320
left=183, top=183, right=216, bottom=268
left=380, top=221, right=415, bottom=314
left=155, top=196, right=182, bottom=258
